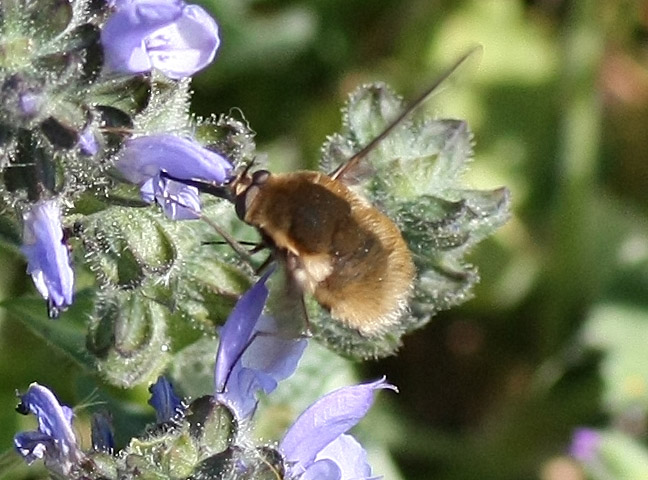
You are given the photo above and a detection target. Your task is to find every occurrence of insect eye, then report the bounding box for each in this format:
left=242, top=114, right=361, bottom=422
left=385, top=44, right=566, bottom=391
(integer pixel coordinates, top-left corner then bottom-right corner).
left=252, top=169, right=270, bottom=185
left=235, top=185, right=260, bottom=220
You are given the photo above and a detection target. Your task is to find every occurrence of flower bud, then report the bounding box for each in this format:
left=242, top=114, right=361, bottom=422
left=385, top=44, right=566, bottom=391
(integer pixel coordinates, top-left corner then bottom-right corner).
left=87, top=289, right=171, bottom=387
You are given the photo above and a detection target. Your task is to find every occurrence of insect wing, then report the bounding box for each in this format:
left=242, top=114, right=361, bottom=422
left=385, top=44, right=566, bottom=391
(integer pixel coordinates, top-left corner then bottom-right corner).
left=264, top=258, right=310, bottom=338
left=320, top=68, right=510, bottom=328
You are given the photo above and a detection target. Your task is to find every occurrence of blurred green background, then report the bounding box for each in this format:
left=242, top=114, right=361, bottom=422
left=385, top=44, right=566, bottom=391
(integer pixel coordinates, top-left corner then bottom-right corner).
left=3, top=0, right=648, bottom=478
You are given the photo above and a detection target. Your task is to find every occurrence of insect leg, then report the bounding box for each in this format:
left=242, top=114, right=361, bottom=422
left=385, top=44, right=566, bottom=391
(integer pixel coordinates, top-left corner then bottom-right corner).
left=254, top=254, right=276, bottom=276
left=196, top=213, right=256, bottom=266
left=203, top=240, right=258, bottom=247
left=157, top=171, right=258, bottom=263
left=202, top=239, right=267, bottom=256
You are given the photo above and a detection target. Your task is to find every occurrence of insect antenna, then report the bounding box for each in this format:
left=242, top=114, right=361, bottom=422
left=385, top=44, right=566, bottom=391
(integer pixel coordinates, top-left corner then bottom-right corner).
left=331, top=46, right=482, bottom=180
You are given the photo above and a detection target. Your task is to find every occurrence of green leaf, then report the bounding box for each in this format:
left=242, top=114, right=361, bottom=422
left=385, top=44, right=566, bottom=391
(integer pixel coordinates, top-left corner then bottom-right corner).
left=0, top=290, right=94, bottom=372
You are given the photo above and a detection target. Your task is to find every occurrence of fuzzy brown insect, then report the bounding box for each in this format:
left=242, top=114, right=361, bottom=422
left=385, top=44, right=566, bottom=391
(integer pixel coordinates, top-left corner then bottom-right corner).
left=232, top=169, right=415, bottom=335
left=169, top=49, right=480, bottom=338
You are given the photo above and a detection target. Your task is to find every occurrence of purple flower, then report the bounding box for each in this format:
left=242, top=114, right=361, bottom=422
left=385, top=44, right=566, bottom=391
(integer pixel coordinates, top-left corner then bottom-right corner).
left=115, top=134, right=231, bottom=220
left=101, top=0, right=220, bottom=79
left=14, top=383, right=82, bottom=475
left=279, top=378, right=396, bottom=480
left=214, top=272, right=308, bottom=420
left=570, top=428, right=602, bottom=462
left=141, top=174, right=201, bottom=220
left=21, top=200, right=74, bottom=317
left=148, top=376, right=184, bottom=422
left=116, top=135, right=230, bottom=184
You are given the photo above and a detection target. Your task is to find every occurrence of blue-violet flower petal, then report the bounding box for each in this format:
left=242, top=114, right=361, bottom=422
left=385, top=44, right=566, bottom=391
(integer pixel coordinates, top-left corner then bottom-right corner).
left=78, top=126, right=99, bottom=156
left=308, top=434, right=371, bottom=480
left=214, top=272, right=307, bottom=419
left=14, top=383, right=81, bottom=475
left=213, top=275, right=269, bottom=392
left=102, top=0, right=220, bottom=79
left=116, top=134, right=231, bottom=218
left=21, top=200, right=74, bottom=316
left=91, top=412, right=115, bottom=453
left=280, top=378, right=396, bottom=477
left=141, top=174, right=201, bottom=220
left=149, top=376, right=184, bottom=422
left=300, top=458, right=341, bottom=480
left=19, top=91, right=42, bottom=118
left=116, top=134, right=230, bottom=185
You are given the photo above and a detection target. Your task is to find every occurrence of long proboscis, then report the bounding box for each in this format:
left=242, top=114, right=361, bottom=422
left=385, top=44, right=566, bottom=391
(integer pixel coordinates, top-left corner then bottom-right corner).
left=160, top=171, right=234, bottom=202
left=330, top=46, right=482, bottom=181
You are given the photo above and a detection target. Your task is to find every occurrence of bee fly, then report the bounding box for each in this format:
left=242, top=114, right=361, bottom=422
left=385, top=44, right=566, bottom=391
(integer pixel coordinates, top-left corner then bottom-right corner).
left=166, top=48, right=502, bottom=354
